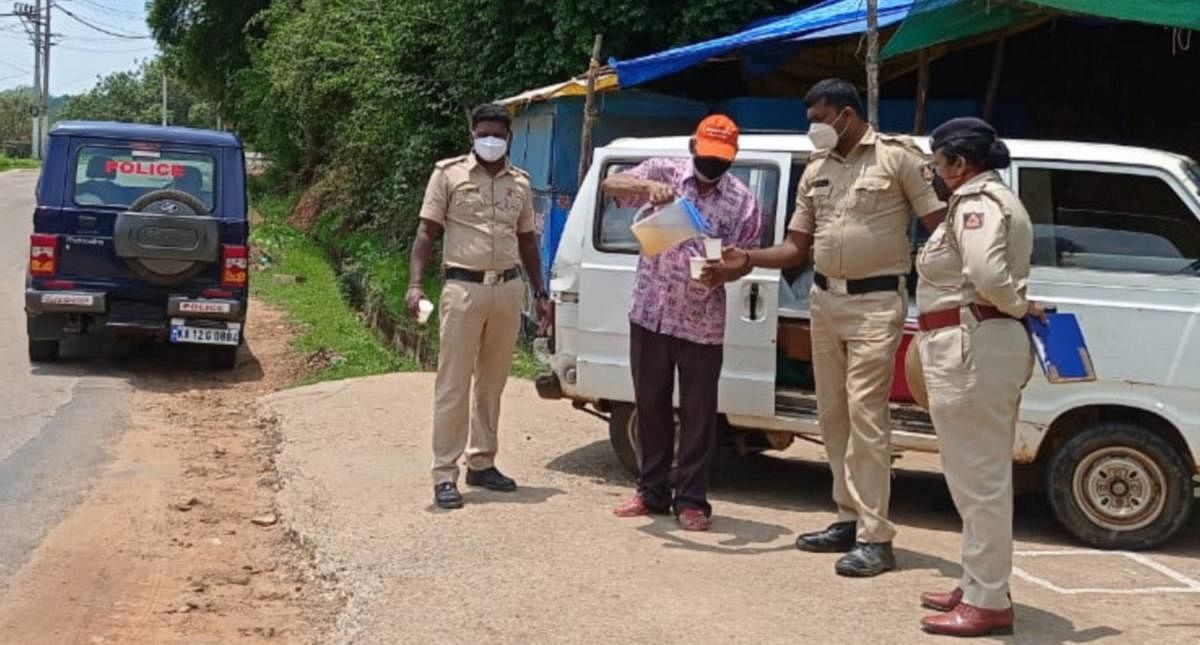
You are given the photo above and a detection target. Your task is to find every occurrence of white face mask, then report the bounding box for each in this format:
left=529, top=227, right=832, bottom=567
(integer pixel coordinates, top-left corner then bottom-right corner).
left=807, top=110, right=848, bottom=151
left=473, top=136, right=508, bottom=162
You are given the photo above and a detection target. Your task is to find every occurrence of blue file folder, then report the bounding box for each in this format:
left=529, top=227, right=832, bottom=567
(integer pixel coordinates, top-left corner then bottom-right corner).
left=1025, top=312, right=1097, bottom=383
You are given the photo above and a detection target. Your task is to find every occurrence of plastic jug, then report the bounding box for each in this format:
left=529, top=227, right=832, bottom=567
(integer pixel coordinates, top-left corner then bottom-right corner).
left=630, top=198, right=709, bottom=256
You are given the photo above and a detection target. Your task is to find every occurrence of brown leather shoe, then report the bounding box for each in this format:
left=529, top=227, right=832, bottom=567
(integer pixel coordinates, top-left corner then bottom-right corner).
left=920, top=587, right=963, bottom=612
left=921, top=603, right=1014, bottom=637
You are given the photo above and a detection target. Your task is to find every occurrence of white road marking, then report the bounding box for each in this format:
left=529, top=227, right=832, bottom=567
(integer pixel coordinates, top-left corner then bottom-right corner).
left=1012, top=549, right=1200, bottom=594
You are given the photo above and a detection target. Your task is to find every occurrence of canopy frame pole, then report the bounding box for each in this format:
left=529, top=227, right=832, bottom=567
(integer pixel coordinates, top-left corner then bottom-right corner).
left=866, top=0, right=880, bottom=128
left=914, top=48, right=930, bottom=134
left=984, top=33, right=1008, bottom=122
left=578, top=34, right=605, bottom=184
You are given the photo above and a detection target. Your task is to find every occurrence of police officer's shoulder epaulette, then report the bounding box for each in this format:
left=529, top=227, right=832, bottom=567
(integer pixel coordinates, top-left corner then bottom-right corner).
left=434, top=155, right=469, bottom=169
left=508, top=165, right=531, bottom=179
left=876, top=133, right=926, bottom=157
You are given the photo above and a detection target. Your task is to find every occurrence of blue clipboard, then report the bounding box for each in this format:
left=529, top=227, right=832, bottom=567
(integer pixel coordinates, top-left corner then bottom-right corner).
left=1025, top=311, right=1097, bottom=383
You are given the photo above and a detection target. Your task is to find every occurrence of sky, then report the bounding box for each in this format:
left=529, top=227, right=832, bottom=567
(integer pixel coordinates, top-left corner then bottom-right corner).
left=0, top=0, right=158, bottom=96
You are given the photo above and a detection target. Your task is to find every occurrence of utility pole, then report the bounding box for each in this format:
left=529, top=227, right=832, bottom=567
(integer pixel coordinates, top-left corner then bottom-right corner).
left=40, top=0, right=48, bottom=153
left=14, top=1, right=42, bottom=158
left=161, top=72, right=168, bottom=126
left=865, top=0, right=880, bottom=129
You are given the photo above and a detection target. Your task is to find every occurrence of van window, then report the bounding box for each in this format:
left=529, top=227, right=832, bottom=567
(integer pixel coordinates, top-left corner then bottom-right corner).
left=1019, top=167, right=1200, bottom=275
left=74, top=146, right=216, bottom=210
left=597, top=159, right=780, bottom=253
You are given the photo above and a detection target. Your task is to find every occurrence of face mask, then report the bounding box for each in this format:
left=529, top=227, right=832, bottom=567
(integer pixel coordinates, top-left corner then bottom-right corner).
left=473, top=136, right=508, bottom=163
left=693, top=157, right=732, bottom=183
left=808, top=109, right=848, bottom=150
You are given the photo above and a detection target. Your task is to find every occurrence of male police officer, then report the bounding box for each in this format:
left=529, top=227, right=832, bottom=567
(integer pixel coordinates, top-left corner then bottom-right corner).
left=407, top=103, right=548, bottom=510
left=719, top=79, right=943, bottom=576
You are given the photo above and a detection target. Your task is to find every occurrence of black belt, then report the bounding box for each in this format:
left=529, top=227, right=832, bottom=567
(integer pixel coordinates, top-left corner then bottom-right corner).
left=814, top=272, right=903, bottom=295
left=444, top=266, right=521, bottom=285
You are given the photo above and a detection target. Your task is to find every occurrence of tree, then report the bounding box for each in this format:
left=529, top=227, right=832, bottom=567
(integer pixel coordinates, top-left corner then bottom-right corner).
left=0, top=87, right=35, bottom=149
left=149, top=0, right=814, bottom=242
left=147, top=0, right=273, bottom=122
left=56, top=57, right=218, bottom=129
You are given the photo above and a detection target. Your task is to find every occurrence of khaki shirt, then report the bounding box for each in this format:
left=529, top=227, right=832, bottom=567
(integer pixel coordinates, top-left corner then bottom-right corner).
left=789, top=128, right=944, bottom=280
left=419, top=154, right=535, bottom=272
left=916, top=171, right=1033, bottom=319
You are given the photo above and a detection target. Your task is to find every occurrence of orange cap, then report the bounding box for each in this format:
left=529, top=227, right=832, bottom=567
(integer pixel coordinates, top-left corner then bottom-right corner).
left=694, top=114, right=739, bottom=161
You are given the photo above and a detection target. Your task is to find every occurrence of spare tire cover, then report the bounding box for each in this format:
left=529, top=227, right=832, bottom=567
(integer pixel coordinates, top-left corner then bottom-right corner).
left=121, top=189, right=214, bottom=285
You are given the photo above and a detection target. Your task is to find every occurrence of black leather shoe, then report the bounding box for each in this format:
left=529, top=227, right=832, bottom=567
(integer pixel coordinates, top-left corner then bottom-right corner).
left=466, top=467, right=517, bottom=492
left=434, top=482, right=463, bottom=509
left=835, top=542, right=897, bottom=577
left=795, top=521, right=857, bottom=553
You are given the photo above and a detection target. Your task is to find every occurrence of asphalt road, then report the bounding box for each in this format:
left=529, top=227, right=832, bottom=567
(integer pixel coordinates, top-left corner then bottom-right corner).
left=0, top=170, right=132, bottom=593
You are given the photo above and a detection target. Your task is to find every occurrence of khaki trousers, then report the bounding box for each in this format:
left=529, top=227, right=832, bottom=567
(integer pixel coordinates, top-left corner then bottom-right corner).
left=810, top=285, right=907, bottom=543
left=919, top=316, right=1032, bottom=610
left=431, top=279, right=523, bottom=485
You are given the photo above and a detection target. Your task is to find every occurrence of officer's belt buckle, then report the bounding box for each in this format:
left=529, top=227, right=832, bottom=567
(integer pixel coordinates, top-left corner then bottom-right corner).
left=825, top=277, right=849, bottom=295
left=482, top=271, right=502, bottom=286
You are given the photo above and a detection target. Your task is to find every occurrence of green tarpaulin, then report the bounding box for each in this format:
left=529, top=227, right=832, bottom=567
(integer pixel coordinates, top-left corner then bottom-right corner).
left=883, top=0, right=1200, bottom=58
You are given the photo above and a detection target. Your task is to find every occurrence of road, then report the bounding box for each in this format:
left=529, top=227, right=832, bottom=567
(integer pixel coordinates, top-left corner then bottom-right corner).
left=266, top=372, right=1200, bottom=645
left=0, top=170, right=132, bottom=593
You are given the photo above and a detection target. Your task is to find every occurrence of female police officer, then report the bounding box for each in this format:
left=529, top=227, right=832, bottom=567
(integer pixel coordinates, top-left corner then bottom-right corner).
left=911, top=117, right=1046, bottom=638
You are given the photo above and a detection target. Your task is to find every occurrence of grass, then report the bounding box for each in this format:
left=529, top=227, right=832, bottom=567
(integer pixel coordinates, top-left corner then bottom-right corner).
left=251, top=193, right=411, bottom=384
left=250, top=185, right=546, bottom=384
left=0, top=156, right=40, bottom=172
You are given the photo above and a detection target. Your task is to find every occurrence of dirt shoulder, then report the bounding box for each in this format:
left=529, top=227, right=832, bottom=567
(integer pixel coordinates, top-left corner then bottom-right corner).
left=0, top=300, right=338, bottom=644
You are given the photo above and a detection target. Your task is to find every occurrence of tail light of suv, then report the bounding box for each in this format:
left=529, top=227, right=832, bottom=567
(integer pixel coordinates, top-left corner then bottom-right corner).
left=221, top=244, right=248, bottom=288
left=29, top=234, right=58, bottom=277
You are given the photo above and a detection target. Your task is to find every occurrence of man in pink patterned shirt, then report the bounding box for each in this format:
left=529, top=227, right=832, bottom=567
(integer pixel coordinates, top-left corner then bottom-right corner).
left=600, top=115, right=761, bottom=531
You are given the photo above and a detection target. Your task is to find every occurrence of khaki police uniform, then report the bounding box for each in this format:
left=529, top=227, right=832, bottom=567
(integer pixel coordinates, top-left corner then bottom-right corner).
left=915, top=170, right=1034, bottom=610
left=419, top=154, right=535, bottom=485
left=790, top=127, right=943, bottom=544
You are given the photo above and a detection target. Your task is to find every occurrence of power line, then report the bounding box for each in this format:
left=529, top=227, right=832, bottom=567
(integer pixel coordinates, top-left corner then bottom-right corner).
left=55, top=2, right=150, bottom=39
left=68, top=0, right=142, bottom=21
left=56, top=42, right=155, bottom=54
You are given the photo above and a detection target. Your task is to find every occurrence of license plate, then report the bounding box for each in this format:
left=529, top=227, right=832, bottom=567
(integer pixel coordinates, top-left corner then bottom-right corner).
left=42, top=293, right=94, bottom=307
left=169, top=322, right=241, bottom=346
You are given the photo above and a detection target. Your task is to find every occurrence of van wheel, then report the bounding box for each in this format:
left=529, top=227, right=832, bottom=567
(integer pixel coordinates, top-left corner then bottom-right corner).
left=607, top=403, right=722, bottom=481
left=28, top=338, right=59, bottom=362
left=1046, top=421, right=1194, bottom=550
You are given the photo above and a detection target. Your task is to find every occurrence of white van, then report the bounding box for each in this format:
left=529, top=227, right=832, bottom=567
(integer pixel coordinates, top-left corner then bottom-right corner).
left=535, top=133, right=1200, bottom=550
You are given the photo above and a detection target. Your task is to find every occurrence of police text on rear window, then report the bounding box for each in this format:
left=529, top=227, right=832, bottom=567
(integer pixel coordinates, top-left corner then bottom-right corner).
left=73, top=146, right=216, bottom=211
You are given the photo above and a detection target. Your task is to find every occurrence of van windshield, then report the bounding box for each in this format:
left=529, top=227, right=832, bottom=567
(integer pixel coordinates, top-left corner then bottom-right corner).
left=73, top=146, right=216, bottom=211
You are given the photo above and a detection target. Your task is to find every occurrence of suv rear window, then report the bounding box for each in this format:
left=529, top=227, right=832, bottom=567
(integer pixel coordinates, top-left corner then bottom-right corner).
left=74, top=146, right=216, bottom=211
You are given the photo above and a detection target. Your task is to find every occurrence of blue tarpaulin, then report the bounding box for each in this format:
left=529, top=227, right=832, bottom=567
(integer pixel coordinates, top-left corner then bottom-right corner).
left=610, top=0, right=915, bottom=88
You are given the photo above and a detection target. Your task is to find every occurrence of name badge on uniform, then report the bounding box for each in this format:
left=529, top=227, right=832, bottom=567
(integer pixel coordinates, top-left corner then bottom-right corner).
left=813, top=178, right=831, bottom=188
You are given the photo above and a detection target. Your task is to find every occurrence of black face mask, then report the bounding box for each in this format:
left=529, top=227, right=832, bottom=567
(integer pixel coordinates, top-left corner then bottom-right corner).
left=693, top=157, right=732, bottom=183
left=931, top=174, right=953, bottom=202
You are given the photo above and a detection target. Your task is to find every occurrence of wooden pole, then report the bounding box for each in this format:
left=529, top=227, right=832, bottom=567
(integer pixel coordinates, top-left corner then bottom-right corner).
left=578, top=34, right=604, bottom=184
left=866, top=0, right=880, bottom=129
left=914, top=48, right=930, bottom=134
left=984, top=34, right=1008, bottom=122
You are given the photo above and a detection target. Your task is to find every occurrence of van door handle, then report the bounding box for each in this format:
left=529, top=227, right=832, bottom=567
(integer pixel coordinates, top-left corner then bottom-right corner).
left=747, top=283, right=760, bottom=322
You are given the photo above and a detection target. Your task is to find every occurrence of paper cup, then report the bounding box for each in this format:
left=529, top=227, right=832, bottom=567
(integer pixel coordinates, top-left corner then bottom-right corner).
left=689, top=257, right=708, bottom=281
left=417, top=299, right=434, bottom=325
left=703, top=237, right=722, bottom=261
